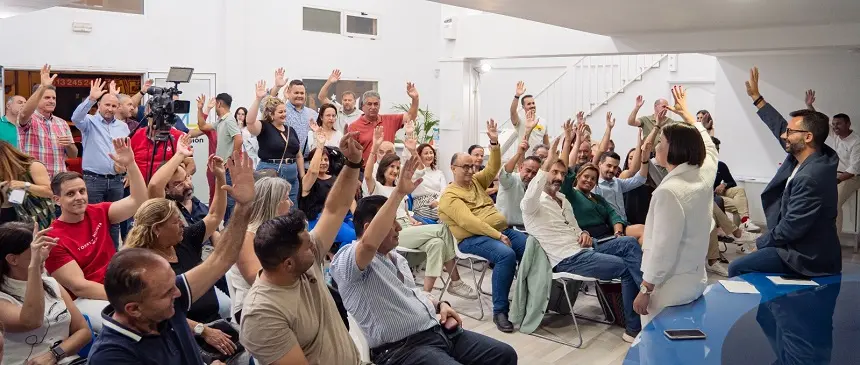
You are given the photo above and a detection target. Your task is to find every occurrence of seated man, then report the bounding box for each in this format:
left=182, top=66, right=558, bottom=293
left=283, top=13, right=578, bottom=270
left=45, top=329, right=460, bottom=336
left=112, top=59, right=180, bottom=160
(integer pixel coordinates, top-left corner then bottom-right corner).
left=592, top=150, right=649, bottom=243
left=496, top=140, right=540, bottom=231
left=712, top=137, right=760, bottom=232
left=438, top=120, right=528, bottom=332
left=239, top=133, right=364, bottom=364
left=729, top=67, right=841, bottom=277
left=45, top=138, right=148, bottom=332
left=332, top=156, right=517, bottom=365
left=521, top=139, right=643, bottom=342
left=88, top=150, right=255, bottom=365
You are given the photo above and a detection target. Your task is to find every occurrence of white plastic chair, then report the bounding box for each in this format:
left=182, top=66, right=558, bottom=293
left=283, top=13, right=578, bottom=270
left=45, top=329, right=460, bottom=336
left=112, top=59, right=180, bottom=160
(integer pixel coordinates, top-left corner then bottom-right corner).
left=529, top=272, right=616, bottom=348
left=348, top=315, right=371, bottom=363
left=438, top=233, right=490, bottom=320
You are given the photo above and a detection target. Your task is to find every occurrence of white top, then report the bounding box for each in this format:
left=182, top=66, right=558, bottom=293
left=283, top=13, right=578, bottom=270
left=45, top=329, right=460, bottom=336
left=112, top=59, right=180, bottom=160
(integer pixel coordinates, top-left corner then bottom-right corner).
left=516, top=115, right=548, bottom=156
left=332, top=100, right=364, bottom=132
left=241, top=127, right=260, bottom=167
left=642, top=124, right=716, bottom=302
left=496, top=170, right=526, bottom=226
left=367, top=181, right=410, bottom=221
left=306, top=129, right=344, bottom=151
left=226, top=263, right=252, bottom=319
left=825, top=130, right=860, bottom=175
left=412, top=167, right=447, bottom=198
left=521, top=169, right=585, bottom=267
left=0, top=276, right=80, bottom=365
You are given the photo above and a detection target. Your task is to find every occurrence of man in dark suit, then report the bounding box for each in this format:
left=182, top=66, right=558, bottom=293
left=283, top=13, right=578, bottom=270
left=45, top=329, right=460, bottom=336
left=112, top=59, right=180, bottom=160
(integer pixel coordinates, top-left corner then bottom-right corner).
left=728, top=67, right=842, bottom=278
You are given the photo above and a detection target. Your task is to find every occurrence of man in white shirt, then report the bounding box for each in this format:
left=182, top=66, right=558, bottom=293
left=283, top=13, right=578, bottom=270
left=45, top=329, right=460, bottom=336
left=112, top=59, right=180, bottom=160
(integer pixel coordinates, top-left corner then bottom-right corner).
left=521, top=139, right=643, bottom=343
left=497, top=116, right=541, bottom=229
left=510, top=81, right=550, bottom=154
left=319, top=69, right=364, bottom=132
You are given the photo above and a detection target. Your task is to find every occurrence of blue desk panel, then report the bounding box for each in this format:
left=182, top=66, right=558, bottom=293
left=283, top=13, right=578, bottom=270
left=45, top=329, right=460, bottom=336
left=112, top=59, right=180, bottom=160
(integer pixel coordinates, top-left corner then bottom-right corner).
left=624, top=264, right=860, bottom=365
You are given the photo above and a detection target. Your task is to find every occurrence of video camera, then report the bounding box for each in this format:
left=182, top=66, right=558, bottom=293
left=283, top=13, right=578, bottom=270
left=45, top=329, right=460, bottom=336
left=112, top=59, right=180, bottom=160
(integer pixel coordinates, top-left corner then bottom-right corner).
left=144, top=67, right=194, bottom=141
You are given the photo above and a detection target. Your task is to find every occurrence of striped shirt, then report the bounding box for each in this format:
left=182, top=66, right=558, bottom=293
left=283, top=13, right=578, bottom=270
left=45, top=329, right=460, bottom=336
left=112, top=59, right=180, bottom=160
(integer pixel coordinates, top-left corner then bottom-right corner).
left=331, top=243, right=438, bottom=348
left=19, top=112, right=72, bottom=178
left=286, top=101, right=317, bottom=154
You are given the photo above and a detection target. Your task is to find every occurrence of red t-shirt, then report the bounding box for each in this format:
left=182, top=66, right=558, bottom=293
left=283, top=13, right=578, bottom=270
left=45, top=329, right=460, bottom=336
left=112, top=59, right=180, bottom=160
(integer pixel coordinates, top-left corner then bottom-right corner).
left=45, top=202, right=116, bottom=286
left=131, top=127, right=186, bottom=182
left=348, top=114, right=404, bottom=162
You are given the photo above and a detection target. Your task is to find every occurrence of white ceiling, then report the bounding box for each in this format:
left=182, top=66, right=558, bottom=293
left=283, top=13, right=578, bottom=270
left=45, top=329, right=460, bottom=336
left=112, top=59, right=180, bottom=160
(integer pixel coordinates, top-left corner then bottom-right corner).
left=0, top=0, right=75, bottom=18
left=432, top=0, right=860, bottom=36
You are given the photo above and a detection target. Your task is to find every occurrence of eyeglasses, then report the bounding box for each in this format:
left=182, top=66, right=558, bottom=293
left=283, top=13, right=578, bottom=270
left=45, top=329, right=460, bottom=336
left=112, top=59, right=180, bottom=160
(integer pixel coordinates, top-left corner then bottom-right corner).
left=452, top=164, right=475, bottom=172
left=785, top=128, right=810, bottom=135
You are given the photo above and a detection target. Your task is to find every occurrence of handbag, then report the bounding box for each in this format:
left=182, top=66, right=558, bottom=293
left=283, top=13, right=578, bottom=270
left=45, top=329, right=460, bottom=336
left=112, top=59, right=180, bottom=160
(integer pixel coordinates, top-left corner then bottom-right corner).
left=412, top=193, right=439, bottom=221
left=8, top=173, right=55, bottom=230
left=196, top=319, right=246, bottom=364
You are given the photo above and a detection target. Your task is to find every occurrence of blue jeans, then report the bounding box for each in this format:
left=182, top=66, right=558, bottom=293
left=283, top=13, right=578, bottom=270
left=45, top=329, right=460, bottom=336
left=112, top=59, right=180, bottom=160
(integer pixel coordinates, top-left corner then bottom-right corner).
left=223, top=170, right=235, bottom=224
left=728, top=247, right=797, bottom=277
left=256, top=161, right=299, bottom=208
left=458, top=229, right=527, bottom=314
left=308, top=212, right=356, bottom=245
left=83, top=173, right=124, bottom=248
left=554, top=236, right=643, bottom=333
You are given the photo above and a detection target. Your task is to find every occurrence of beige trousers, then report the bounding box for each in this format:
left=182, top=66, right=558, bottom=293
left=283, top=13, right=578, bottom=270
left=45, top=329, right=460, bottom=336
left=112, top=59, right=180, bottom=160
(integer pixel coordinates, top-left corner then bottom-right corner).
left=836, top=176, right=860, bottom=233
left=398, top=222, right=456, bottom=277
left=713, top=204, right=738, bottom=234
left=721, top=187, right=750, bottom=219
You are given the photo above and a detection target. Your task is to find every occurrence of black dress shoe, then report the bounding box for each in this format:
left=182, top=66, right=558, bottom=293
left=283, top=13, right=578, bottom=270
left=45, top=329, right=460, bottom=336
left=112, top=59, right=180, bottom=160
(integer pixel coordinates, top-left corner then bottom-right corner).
left=493, top=313, right=514, bottom=333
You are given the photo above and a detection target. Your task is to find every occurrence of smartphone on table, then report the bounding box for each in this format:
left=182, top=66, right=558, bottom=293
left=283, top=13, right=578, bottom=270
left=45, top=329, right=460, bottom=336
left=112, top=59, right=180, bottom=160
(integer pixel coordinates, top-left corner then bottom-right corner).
left=664, top=329, right=706, bottom=340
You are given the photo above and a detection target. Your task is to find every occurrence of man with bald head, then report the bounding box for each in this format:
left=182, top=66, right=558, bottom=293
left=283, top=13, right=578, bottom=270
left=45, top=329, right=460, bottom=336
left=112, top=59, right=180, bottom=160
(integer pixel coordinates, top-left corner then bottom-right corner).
left=1, top=95, right=25, bottom=147
left=71, top=79, right=131, bottom=246
left=627, top=95, right=680, bottom=144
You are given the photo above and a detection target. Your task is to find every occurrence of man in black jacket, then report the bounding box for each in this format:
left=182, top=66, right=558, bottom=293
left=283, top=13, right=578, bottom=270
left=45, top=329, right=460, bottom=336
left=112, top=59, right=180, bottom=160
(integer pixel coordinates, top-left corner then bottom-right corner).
left=729, top=67, right=841, bottom=278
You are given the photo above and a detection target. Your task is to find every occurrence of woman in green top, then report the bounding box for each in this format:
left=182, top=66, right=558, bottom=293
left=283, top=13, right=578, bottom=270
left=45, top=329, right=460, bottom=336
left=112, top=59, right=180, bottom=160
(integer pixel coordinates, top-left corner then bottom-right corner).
left=568, top=163, right=629, bottom=240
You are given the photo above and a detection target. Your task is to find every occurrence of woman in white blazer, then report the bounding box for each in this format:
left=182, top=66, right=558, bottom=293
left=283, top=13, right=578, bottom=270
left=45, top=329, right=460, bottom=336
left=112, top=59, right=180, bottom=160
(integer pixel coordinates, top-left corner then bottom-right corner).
left=633, top=86, right=718, bottom=325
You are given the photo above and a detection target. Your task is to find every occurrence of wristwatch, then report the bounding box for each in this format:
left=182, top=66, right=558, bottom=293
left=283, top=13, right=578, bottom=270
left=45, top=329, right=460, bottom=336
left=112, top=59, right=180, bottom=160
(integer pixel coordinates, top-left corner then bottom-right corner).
left=639, top=284, right=653, bottom=295
left=50, top=343, right=65, bottom=362
left=194, top=323, right=206, bottom=336
left=344, top=159, right=363, bottom=169
left=24, top=182, right=31, bottom=191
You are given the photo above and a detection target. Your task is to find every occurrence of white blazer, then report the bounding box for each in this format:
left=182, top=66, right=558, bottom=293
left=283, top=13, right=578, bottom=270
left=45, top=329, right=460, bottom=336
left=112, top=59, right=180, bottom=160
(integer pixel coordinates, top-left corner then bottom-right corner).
left=641, top=123, right=718, bottom=323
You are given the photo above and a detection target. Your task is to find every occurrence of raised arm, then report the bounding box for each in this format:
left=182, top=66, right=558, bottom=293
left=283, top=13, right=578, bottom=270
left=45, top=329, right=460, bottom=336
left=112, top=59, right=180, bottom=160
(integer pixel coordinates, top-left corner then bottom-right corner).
left=592, top=112, right=615, bottom=165
left=18, top=64, right=57, bottom=127
left=474, top=119, right=501, bottom=188
left=364, top=126, right=384, bottom=195
left=569, top=113, right=586, bottom=167
left=269, top=67, right=287, bottom=98
left=184, top=150, right=254, bottom=304
left=628, top=95, right=645, bottom=127
left=302, top=127, right=327, bottom=197
left=505, top=139, right=529, bottom=174
left=71, top=79, right=108, bottom=130
left=195, top=94, right=215, bottom=132
left=668, top=85, right=718, bottom=181
left=402, top=82, right=420, bottom=124
left=147, top=135, right=193, bottom=199
left=131, top=79, right=152, bottom=107
left=523, top=137, right=561, bottom=215
left=355, top=156, right=422, bottom=270
left=312, top=132, right=364, bottom=253
left=246, top=81, right=268, bottom=137
left=804, top=89, right=817, bottom=112
left=202, top=155, right=228, bottom=241
left=107, top=138, right=147, bottom=224
left=0, top=226, right=56, bottom=332
left=510, top=81, right=526, bottom=127
left=746, top=67, right=789, bottom=147
left=620, top=130, right=644, bottom=179
left=318, top=69, right=340, bottom=105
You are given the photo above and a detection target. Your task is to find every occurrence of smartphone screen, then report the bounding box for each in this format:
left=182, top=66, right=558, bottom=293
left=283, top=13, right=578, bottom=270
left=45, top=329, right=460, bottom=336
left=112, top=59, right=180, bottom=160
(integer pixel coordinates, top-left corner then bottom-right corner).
left=664, top=329, right=706, bottom=340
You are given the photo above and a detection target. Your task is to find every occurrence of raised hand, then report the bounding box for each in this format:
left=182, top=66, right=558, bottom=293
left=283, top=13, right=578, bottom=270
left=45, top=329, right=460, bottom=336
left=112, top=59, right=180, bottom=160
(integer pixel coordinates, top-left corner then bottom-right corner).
left=372, top=125, right=385, bottom=148
left=606, top=111, right=616, bottom=129
left=486, top=119, right=499, bottom=143
left=177, top=134, right=193, bottom=157
left=89, top=78, right=108, bottom=101
left=309, top=117, right=321, bottom=133
left=524, top=110, right=538, bottom=131
left=666, top=85, right=689, bottom=117
left=339, top=132, right=364, bottom=163
left=576, top=111, right=586, bottom=126
left=315, top=129, right=327, bottom=146
left=30, top=224, right=57, bottom=266
left=40, top=64, right=57, bottom=87
left=207, top=95, right=217, bottom=111
left=517, top=138, right=529, bottom=154
left=328, top=69, right=342, bottom=83
left=142, top=79, right=154, bottom=93
left=406, top=82, right=419, bottom=100
left=405, top=119, right=416, bottom=136
left=656, top=108, right=669, bottom=127
left=109, top=80, right=121, bottom=95
left=515, top=81, right=526, bottom=97
left=563, top=118, right=574, bottom=141
left=274, top=67, right=287, bottom=88
left=805, top=89, right=816, bottom=108
left=635, top=95, right=645, bottom=108
left=701, top=112, right=714, bottom=129
left=395, top=156, right=424, bottom=196
left=223, top=150, right=255, bottom=205
left=404, top=132, right=418, bottom=152
left=207, top=154, right=226, bottom=177
left=196, top=94, right=206, bottom=110
left=255, top=80, right=267, bottom=100
left=548, top=136, right=561, bottom=163
left=108, top=138, right=135, bottom=168
left=745, top=67, right=761, bottom=99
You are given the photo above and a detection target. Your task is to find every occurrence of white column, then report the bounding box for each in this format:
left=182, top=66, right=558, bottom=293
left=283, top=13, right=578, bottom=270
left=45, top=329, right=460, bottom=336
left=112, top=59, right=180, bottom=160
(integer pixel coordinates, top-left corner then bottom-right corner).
left=436, top=59, right=478, bottom=180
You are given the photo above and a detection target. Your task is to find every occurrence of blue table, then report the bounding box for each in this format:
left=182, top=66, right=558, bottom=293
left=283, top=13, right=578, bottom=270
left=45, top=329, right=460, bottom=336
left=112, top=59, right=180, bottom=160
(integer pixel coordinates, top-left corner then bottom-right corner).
left=624, top=264, right=860, bottom=365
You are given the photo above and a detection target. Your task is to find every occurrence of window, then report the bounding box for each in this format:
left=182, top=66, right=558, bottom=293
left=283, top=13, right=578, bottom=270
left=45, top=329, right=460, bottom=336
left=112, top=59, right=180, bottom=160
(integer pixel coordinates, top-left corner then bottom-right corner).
left=64, top=0, right=144, bottom=15
left=302, top=7, right=341, bottom=34
left=345, top=14, right=377, bottom=37
left=299, top=78, right=378, bottom=111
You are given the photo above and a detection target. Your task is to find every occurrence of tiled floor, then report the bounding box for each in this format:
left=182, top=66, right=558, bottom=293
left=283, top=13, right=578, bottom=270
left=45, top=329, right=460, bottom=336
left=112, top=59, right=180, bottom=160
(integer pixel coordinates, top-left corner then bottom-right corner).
left=420, top=242, right=860, bottom=365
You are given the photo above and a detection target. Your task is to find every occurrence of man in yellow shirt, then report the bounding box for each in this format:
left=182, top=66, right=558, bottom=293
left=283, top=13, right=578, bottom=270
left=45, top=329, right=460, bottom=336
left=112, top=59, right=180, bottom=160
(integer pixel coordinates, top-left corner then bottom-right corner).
left=439, top=119, right=527, bottom=333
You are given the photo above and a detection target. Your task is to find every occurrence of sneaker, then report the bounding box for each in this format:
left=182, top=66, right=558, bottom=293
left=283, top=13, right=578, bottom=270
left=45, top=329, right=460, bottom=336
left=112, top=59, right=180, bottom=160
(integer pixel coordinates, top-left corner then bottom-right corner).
left=741, top=220, right=761, bottom=232
left=622, top=330, right=639, bottom=343
left=707, top=262, right=729, bottom=277
left=717, top=235, right=735, bottom=244
left=447, top=280, right=478, bottom=300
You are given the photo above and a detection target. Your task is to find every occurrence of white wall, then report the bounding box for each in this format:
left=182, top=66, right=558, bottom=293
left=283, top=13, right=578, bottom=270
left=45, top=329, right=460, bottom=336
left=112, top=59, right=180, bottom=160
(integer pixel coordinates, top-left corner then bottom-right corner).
left=714, top=51, right=860, bottom=179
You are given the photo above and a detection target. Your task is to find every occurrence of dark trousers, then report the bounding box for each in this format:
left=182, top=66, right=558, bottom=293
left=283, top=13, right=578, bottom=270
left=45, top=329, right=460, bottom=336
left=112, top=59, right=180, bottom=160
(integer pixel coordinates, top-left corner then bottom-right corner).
left=83, top=172, right=124, bottom=248
left=371, top=326, right=517, bottom=365
left=728, top=247, right=798, bottom=277
left=223, top=170, right=235, bottom=224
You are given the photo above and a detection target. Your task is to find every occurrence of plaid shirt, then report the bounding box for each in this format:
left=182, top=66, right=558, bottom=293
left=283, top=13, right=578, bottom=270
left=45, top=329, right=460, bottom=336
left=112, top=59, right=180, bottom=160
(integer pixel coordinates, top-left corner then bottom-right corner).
left=286, top=101, right=317, bottom=154
left=19, top=112, right=73, bottom=178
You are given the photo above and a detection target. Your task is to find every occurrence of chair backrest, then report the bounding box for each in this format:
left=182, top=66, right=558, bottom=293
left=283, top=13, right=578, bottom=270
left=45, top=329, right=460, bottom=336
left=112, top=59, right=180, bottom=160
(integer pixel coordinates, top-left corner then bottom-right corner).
left=348, top=315, right=371, bottom=363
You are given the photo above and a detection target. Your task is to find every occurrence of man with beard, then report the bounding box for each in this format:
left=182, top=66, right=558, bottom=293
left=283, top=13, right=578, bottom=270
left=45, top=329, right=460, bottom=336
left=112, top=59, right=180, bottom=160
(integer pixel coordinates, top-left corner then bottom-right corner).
left=510, top=81, right=550, bottom=155
left=496, top=111, right=541, bottom=230
left=728, top=67, right=841, bottom=278
left=319, top=69, right=364, bottom=131
left=521, top=137, right=644, bottom=342
left=145, top=135, right=204, bottom=223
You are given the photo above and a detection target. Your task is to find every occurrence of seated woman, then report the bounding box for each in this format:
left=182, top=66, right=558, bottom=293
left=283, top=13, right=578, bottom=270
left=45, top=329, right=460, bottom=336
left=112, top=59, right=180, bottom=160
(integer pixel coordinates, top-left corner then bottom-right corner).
left=622, top=147, right=656, bottom=226
left=410, top=143, right=446, bottom=224
left=365, top=127, right=477, bottom=298
left=568, top=164, right=639, bottom=243
left=305, top=103, right=344, bottom=151
left=0, top=222, right=91, bottom=364
left=124, top=155, right=242, bottom=361
left=0, top=141, right=54, bottom=229
left=301, top=132, right=356, bottom=246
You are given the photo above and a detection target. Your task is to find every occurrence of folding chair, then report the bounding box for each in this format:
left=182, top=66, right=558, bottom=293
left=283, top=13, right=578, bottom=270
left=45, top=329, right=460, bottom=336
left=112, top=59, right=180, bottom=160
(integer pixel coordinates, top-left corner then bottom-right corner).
left=348, top=315, right=371, bottom=364
left=530, top=272, right=616, bottom=348
left=438, top=236, right=490, bottom=320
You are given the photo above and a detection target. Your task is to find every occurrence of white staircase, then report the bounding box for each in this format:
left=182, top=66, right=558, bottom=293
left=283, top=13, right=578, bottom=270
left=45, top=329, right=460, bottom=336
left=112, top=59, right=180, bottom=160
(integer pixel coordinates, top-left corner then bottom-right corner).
left=497, top=54, right=668, bottom=156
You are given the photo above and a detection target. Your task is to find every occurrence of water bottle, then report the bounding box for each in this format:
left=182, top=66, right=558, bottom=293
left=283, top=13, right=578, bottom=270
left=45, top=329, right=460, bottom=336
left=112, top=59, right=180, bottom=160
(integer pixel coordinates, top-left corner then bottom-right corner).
left=432, top=126, right=440, bottom=142
left=324, top=267, right=332, bottom=285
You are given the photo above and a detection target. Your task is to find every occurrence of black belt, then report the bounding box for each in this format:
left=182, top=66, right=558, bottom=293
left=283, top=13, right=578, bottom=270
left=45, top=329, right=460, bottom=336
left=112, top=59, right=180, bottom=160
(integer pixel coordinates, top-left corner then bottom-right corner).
left=370, top=326, right=440, bottom=360
left=264, top=158, right=296, bottom=164
left=83, top=170, right=126, bottom=179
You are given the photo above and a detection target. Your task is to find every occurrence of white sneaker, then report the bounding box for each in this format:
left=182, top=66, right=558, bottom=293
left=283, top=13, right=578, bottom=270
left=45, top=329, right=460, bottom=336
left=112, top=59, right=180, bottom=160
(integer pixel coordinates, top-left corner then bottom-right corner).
left=622, top=331, right=638, bottom=343
left=707, top=262, right=729, bottom=277
left=741, top=221, right=761, bottom=232
left=447, top=280, right=478, bottom=300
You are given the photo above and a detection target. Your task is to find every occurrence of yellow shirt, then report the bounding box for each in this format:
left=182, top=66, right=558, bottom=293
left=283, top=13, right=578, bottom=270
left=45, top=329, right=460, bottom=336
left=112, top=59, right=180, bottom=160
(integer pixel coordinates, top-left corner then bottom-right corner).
left=439, top=144, right=508, bottom=241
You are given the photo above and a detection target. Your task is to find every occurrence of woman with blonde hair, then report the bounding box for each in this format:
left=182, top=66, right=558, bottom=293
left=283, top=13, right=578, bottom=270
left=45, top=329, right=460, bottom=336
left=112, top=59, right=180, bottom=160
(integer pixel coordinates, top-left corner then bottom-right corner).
left=245, top=80, right=304, bottom=208
left=123, top=155, right=241, bottom=359
left=225, top=176, right=292, bottom=322
left=0, top=141, right=53, bottom=229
